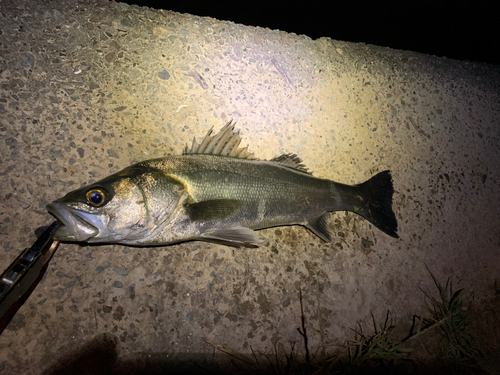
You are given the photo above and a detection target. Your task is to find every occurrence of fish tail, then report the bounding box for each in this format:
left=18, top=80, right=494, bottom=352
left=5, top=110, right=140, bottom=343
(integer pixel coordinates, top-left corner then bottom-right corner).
left=347, top=170, right=399, bottom=238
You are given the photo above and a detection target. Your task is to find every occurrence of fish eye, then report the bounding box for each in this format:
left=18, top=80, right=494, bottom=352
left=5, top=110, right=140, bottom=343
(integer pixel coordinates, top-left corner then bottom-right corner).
left=86, top=188, right=108, bottom=207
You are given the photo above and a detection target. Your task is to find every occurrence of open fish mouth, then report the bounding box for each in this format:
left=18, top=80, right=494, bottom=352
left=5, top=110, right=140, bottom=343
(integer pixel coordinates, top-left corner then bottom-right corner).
left=46, top=202, right=99, bottom=241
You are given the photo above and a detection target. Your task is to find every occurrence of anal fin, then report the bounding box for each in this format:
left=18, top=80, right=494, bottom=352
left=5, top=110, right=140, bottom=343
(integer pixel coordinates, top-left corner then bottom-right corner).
left=306, top=214, right=332, bottom=242
left=200, top=226, right=262, bottom=247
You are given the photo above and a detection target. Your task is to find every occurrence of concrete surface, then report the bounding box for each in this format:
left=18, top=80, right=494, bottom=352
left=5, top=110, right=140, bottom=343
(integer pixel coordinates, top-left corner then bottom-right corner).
left=0, top=0, right=499, bottom=373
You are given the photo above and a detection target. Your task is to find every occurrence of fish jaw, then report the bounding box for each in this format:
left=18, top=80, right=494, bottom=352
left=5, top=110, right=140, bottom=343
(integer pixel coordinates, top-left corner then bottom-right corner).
left=46, top=202, right=102, bottom=241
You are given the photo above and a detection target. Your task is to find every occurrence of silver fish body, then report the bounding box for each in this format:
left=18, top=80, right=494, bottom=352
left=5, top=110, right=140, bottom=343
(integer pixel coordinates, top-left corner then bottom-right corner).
left=47, top=123, right=398, bottom=246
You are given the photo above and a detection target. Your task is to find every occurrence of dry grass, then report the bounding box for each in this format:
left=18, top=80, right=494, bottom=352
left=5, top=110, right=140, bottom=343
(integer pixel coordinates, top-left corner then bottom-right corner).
left=205, top=268, right=484, bottom=374
left=421, top=266, right=482, bottom=365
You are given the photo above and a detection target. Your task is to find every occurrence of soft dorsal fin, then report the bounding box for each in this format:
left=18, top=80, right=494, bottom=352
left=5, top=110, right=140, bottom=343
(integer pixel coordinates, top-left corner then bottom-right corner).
left=183, top=121, right=257, bottom=160
left=271, top=153, right=312, bottom=174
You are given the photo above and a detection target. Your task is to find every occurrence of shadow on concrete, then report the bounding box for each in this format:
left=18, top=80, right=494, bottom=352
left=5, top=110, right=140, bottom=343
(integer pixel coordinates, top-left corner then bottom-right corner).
left=43, top=333, right=233, bottom=375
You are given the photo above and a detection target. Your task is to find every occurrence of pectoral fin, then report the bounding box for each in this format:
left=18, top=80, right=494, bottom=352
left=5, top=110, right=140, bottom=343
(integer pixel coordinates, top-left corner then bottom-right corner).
left=200, top=226, right=262, bottom=247
left=186, top=199, right=243, bottom=221
left=306, top=214, right=332, bottom=242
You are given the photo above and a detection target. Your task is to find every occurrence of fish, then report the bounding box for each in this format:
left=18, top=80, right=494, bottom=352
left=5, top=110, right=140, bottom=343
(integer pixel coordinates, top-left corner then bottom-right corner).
left=46, top=121, right=398, bottom=247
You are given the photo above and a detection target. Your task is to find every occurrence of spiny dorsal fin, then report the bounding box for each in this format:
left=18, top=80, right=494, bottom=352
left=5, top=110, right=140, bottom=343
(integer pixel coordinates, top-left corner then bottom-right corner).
left=183, top=121, right=257, bottom=160
left=271, top=153, right=312, bottom=174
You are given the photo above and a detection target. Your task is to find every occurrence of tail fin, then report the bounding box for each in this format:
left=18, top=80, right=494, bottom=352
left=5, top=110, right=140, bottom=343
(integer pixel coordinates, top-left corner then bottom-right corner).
left=355, top=170, right=399, bottom=238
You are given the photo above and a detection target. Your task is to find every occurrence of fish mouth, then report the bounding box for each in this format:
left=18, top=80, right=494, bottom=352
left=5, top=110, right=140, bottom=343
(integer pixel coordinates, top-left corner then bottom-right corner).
left=46, top=202, right=99, bottom=241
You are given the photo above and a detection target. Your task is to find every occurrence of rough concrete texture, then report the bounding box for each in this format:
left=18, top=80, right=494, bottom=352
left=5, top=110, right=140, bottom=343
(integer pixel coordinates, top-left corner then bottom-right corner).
left=1, top=0, right=500, bottom=373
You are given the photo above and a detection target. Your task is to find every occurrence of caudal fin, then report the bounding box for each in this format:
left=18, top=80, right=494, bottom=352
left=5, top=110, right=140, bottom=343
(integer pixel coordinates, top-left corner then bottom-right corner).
left=355, top=170, right=399, bottom=238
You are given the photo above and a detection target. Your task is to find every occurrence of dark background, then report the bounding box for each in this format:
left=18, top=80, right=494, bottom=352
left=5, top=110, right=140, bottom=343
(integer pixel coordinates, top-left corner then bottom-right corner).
left=120, top=0, right=500, bottom=65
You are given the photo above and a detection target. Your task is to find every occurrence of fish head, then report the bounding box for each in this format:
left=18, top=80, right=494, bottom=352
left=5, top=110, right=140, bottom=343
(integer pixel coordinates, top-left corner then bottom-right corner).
left=46, top=165, right=184, bottom=243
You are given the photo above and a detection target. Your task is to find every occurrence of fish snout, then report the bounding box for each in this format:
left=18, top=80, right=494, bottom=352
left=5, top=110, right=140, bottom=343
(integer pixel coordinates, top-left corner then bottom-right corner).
left=46, top=202, right=99, bottom=241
